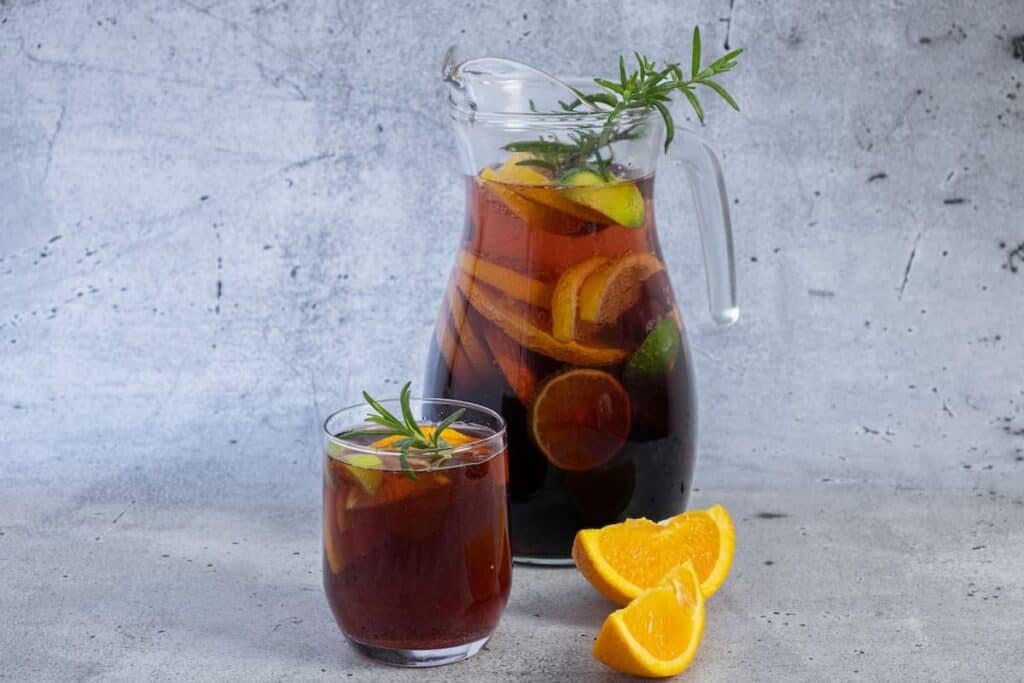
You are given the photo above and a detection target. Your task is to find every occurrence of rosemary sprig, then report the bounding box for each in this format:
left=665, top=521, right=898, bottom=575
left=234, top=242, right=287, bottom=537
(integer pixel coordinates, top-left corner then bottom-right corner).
left=504, top=26, right=742, bottom=178
left=339, top=382, right=465, bottom=480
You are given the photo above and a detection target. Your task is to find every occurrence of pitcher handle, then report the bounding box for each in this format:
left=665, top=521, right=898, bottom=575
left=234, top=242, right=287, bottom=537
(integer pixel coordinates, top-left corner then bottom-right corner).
left=674, top=131, right=738, bottom=325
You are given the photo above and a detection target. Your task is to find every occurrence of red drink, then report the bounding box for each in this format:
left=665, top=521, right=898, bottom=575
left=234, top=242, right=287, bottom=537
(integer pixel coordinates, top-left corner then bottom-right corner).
left=425, top=171, right=696, bottom=563
left=322, top=400, right=510, bottom=667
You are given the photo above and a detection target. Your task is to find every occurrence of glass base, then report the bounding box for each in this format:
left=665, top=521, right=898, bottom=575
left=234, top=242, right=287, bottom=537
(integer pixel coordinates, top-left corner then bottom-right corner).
left=513, top=555, right=575, bottom=567
left=348, top=635, right=489, bottom=667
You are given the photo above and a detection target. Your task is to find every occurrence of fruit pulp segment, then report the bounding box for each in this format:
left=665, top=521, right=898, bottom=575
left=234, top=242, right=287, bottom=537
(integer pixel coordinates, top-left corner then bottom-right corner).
left=425, top=172, right=696, bottom=560
left=621, top=588, right=693, bottom=659
left=323, top=442, right=511, bottom=650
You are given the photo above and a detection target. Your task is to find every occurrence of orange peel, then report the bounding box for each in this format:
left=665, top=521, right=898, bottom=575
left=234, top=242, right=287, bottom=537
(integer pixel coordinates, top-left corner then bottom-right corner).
left=578, top=253, right=665, bottom=325
left=457, top=249, right=553, bottom=309
left=551, top=256, right=609, bottom=341
left=454, top=270, right=627, bottom=366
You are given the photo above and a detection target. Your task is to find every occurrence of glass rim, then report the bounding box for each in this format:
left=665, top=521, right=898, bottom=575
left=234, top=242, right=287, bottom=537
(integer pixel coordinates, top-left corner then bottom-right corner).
left=322, top=396, right=507, bottom=463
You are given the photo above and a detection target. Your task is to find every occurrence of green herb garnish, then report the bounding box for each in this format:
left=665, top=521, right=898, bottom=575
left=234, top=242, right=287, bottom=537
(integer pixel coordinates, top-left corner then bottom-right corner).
left=339, top=382, right=465, bottom=480
left=505, top=26, right=742, bottom=178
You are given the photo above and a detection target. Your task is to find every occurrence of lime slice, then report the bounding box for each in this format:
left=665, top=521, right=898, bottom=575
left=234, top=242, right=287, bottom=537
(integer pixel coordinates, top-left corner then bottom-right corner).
left=341, top=453, right=384, bottom=495
left=624, top=318, right=681, bottom=381
left=559, top=169, right=645, bottom=228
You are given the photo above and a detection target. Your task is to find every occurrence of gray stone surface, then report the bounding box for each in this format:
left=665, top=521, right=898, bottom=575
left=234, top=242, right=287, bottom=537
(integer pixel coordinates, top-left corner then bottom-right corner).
left=1, top=0, right=1022, bottom=680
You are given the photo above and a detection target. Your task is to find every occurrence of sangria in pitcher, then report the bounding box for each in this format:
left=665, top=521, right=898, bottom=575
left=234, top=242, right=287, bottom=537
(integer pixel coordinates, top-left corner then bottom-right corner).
left=427, top=41, right=741, bottom=563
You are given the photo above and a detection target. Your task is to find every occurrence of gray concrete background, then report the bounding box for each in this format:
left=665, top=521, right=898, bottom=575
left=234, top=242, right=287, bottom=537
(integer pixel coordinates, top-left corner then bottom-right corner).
left=1, top=1, right=1023, bottom=680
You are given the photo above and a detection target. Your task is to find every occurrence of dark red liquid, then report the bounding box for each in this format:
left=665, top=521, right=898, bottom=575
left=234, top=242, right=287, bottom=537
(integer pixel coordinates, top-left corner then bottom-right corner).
left=323, top=444, right=511, bottom=649
left=424, top=174, right=696, bottom=561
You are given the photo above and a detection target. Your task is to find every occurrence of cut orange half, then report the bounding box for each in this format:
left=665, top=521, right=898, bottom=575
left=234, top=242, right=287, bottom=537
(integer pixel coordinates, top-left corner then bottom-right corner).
left=457, top=250, right=553, bottom=309
left=528, top=369, right=631, bottom=472
left=551, top=256, right=609, bottom=341
left=593, top=561, right=705, bottom=677
left=454, top=271, right=627, bottom=366
left=573, top=504, right=735, bottom=604
left=578, top=253, right=665, bottom=325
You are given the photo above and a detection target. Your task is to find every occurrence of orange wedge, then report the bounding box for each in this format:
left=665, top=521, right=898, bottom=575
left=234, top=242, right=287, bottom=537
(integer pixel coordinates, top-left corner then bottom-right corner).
left=573, top=504, right=735, bottom=604
left=593, top=561, right=705, bottom=677
left=578, top=253, right=665, bottom=325
left=528, top=369, right=630, bottom=471
left=481, top=325, right=537, bottom=404
left=457, top=250, right=553, bottom=309
left=551, top=256, right=609, bottom=341
left=454, top=270, right=627, bottom=366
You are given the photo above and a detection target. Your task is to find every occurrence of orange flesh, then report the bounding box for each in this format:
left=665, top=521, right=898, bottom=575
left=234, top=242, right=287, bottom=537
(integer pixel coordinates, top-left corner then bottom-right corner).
left=599, top=514, right=721, bottom=588
left=370, top=426, right=476, bottom=449
left=621, top=587, right=693, bottom=659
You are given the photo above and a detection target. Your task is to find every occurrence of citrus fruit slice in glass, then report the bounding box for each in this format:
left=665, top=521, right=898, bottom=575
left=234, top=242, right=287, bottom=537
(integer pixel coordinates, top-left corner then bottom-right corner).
left=578, top=253, right=665, bottom=325
left=572, top=504, right=735, bottom=604
left=479, top=166, right=584, bottom=235
left=592, top=561, right=705, bottom=677
left=455, top=271, right=627, bottom=365
left=623, top=317, right=682, bottom=381
left=481, top=325, right=537, bottom=404
left=528, top=368, right=631, bottom=471
left=551, top=256, right=610, bottom=342
left=559, top=169, right=645, bottom=228
left=457, top=249, right=553, bottom=309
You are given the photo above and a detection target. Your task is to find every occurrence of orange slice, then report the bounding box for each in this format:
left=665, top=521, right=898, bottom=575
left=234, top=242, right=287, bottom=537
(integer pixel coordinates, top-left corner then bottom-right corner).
left=551, top=256, right=609, bottom=341
left=445, top=283, right=490, bottom=370
left=578, top=253, right=665, bottom=325
left=370, top=425, right=476, bottom=449
left=593, top=561, right=705, bottom=677
left=481, top=325, right=537, bottom=404
left=479, top=167, right=583, bottom=235
left=457, top=250, right=553, bottom=309
left=528, top=369, right=631, bottom=471
left=573, top=504, right=735, bottom=604
left=454, top=270, right=627, bottom=366
left=494, top=155, right=610, bottom=226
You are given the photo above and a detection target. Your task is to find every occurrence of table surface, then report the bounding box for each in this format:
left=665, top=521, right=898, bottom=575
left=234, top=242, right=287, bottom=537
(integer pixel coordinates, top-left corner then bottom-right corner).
left=2, top=1, right=1023, bottom=681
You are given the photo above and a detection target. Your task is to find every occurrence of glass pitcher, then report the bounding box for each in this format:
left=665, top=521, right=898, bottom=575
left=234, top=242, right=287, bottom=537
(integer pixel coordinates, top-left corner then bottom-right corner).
left=424, top=57, right=737, bottom=564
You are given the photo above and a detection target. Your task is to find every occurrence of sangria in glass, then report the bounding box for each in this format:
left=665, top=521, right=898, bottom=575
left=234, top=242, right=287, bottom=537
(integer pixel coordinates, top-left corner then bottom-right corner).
left=323, top=396, right=510, bottom=666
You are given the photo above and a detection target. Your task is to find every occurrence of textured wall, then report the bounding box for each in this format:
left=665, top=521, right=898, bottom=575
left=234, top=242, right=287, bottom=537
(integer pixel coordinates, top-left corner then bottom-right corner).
left=2, top=1, right=1023, bottom=680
